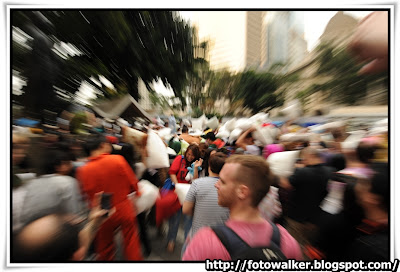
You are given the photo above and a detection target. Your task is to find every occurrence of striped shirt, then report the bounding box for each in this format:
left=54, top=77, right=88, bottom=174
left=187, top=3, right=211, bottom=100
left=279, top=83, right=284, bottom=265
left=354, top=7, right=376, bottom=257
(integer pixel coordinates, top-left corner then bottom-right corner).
left=185, top=176, right=230, bottom=237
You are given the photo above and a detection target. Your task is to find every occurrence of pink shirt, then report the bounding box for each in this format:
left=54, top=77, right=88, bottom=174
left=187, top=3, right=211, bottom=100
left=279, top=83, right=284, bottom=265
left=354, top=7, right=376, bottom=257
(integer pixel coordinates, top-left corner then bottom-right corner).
left=182, top=219, right=302, bottom=260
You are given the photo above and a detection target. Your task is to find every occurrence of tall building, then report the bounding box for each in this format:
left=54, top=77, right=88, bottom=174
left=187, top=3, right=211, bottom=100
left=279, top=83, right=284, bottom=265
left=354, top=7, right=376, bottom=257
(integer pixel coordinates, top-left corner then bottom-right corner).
left=245, top=11, right=264, bottom=70
left=189, top=11, right=267, bottom=72
left=190, top=11, right=246, bottom=72
left=261, top=11, right=307, bottom=71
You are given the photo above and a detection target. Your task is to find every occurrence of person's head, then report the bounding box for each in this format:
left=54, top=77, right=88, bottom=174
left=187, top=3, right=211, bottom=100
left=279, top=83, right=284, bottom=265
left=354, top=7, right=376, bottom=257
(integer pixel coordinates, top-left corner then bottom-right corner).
left=356, top=141, right=376, bottom=164
left=201, top=148, right=217, bottom=176
left=184, top=143, right=200, bottom=165
left=326, top=153, right=346, bottom=171
left=112, top=142, right=136, bottom=167
left=182, top=125, right=189, bottom=134
left=331, top=128, right=345, bottom=142
left=83, top=134, right=112, bottom=156
left=244, top=130, right=255, bottom=145
left=198, top=143, right=208, bottom=158
left=300, top=146, right=324, bottom=166
left=39, top=149, right=73, bottom=176
left=204, top=132, right=216, bottom=145
left=354, top=169, right=389, bottom=216
left=12, top=214, right=83, bottom=261
left=215, top=155, right=273, bottom=209
left=208, top=152, right=227, bottom=175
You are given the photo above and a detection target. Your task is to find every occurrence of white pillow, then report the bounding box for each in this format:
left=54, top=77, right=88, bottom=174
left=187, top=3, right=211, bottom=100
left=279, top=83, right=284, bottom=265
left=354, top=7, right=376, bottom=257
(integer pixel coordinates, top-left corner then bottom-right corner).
left=175, top=183, right=191, bottom=205
left=236, top=118, right=253, bottom=131
left=229, top=128, right=243, bottom=144
left=167, top=147, right=177, bottom=156
left=206, top=116, right=219, bottom=130
left=252, top=126, right=273, bottom=146
left=191, top=117, right=204, bottom=131
left=156, top=127, right=172, bottom=142
left=129, top=180, right=160, bottom=214
left=224, top=118, right=237, bottom=132
left=216, top=129, right=230, bottom=139
left=267, top=150, right=300, bottom=178
left=146, top=129, right=169, bottom=169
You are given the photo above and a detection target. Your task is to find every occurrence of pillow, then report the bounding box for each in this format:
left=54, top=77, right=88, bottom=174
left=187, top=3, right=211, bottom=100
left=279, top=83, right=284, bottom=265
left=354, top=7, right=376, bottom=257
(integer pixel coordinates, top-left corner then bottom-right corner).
left=129, top=179, right=160, bottom=214
left=146, top=129, right=169, bottom=169
left=267, top=150, right=300, bottom=178
left=252, top=126, right=273, bottom=146
left=235, top=118, right=253, bottom=131
left=228, top=128, right=243, bottom=144
left=121, top=126, right=148, bottom=154
left=175, top=183, right=191, bottom=205
left=206, top=116, right=219, bottom=130
left=224, top=118, right=237, bottom=132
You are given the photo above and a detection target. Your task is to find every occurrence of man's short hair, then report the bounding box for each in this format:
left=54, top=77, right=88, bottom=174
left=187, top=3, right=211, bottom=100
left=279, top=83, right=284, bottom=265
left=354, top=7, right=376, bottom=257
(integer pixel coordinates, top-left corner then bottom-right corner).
left=12, top=214, right=81, bottom=262
left=204, top=132, right=216, bottom=141
left=225, top=155, right=273, bottom=207
left=182, top=125, right=189, bottom=133
left=302, top=145, right=324, bottom=159
left=209, top=152, right=227, bottom=174
left=39, top=149, right=71, bottom=175
left=83, top=134, right=107, bottom=156
left=356, top=141, right=376, bottom=163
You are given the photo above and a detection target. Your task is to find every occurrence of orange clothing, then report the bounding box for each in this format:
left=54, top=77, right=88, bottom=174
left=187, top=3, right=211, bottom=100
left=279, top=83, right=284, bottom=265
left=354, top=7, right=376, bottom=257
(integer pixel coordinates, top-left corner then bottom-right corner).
left=77, top=153, right=142, bottom=260
left=180, top=133, right=201, bottom=145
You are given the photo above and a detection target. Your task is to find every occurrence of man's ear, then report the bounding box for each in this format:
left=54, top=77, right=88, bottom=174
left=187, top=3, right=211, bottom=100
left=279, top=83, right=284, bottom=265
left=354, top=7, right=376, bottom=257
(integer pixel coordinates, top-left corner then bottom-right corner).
left=71, top=246, right=86, bottom=261
left=236, top=184, right=250, bottom=201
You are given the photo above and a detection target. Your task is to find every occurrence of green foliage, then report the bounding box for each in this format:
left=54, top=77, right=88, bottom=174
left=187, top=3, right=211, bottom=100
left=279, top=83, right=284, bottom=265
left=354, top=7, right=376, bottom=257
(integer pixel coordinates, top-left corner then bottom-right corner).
left=12, top=10, right=196, bottom=116
left=230, top=70, right=286, bottom=114
left=205, top=112, right=222, bottom=120
left=313, top=43, right=388, bottom=105
left=192, top=107, right=203, bottom=118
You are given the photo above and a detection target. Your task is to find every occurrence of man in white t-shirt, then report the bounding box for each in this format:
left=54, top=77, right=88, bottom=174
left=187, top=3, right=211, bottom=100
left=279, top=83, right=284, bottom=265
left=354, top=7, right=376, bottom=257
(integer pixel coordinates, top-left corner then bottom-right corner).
left=183, top=153, right=229, bottom=238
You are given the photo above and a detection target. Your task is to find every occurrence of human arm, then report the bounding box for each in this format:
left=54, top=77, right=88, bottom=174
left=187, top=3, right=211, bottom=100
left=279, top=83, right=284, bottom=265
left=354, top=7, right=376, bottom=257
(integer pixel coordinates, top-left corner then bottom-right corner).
left=348, top=11, right=388, bottom=74
left=278, top=177, right=293, bottom=190
left=77, top=192, right=115, bottom=259
left=182, top=201, right=195, bottom=216
left=192, top=158, right=203, bottom=180
left=169, top=155, right=183, bottom=184
left=182, top=180, right=197, bottom=216
left=236, top=127, right=256, bottom=150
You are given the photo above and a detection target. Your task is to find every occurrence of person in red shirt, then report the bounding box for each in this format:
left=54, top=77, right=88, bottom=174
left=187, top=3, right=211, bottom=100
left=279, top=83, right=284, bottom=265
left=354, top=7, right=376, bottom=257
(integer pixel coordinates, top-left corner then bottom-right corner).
left=202, top=131, right=225, bottom=149
left=77, top=134, right=142, bottom=260
left=167, top=144, right=201, bottom=252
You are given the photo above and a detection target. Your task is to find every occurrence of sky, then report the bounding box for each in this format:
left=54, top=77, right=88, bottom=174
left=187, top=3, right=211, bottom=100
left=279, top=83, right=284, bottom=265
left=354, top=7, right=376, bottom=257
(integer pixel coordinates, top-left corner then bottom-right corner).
left=152, top=10, right=371, bottom=96
left=180, top=10, right=372, bottom=52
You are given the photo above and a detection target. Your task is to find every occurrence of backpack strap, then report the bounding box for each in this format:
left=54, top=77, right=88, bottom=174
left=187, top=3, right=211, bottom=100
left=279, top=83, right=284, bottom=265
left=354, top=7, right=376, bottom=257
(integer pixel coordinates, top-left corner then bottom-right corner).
left=211, top=225, right=249, bottom=259
left=211, top=221, right=281, bottom=259
left=269, top=222, right=281, bottom=248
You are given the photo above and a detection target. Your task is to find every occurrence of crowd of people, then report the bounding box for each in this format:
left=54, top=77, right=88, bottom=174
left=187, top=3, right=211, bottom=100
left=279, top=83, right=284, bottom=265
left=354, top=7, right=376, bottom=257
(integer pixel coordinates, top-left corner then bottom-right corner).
left=11, top=11, right=390, bottom=263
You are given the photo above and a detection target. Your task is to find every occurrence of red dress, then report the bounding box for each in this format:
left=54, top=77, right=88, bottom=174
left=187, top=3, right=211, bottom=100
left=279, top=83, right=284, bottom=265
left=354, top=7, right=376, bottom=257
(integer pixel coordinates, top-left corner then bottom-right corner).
left=77, top=153, right=142, bottom=260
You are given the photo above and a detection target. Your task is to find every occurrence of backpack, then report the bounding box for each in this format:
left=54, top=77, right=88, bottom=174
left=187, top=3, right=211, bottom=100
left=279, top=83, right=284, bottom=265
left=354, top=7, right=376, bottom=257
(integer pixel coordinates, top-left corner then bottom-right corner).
left=211, top=222, right=287, bottom=261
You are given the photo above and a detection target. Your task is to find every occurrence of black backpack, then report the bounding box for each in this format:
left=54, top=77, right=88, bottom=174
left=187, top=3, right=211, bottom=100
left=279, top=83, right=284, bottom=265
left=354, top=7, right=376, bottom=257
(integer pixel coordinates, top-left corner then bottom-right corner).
left=211, top=222, right=287, bottom=261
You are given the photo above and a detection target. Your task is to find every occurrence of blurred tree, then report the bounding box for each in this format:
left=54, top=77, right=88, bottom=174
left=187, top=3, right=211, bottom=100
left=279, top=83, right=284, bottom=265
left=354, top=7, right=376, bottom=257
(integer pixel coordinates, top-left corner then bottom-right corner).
left=207, top=69, right=236, bottom=101
left=230, top=70, right=286, bottom=114
left=12, top=10, right=196, bottom=118
left=187, top=37, right=211, bottom=111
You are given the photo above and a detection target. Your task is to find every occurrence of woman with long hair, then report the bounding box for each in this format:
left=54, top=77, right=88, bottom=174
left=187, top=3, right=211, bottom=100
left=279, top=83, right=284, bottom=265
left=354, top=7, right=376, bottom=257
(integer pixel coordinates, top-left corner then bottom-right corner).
left=167, top=144, right=201, bottom=252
